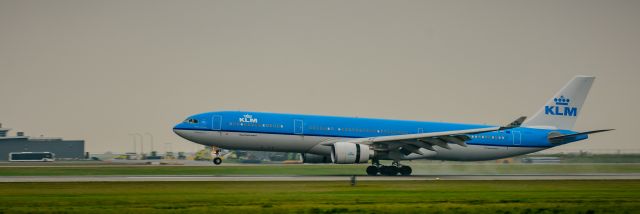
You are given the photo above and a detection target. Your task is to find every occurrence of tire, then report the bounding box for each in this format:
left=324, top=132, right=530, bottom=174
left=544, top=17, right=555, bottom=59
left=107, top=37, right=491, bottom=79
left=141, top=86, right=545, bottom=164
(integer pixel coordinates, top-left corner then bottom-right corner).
left=399, top=166, right=412, bottom=176
left=366, top=166, right=379, bottom=176
left=213, top=157, right=222, bottom=165
left=380, top=166, right=398, bottom=176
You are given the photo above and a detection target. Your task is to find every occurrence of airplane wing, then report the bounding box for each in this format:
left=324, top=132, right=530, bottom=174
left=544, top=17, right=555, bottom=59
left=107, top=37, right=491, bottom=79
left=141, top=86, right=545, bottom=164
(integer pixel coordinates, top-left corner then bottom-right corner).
left=341, top=127, right=498, bottom=145
left=322, top=116, right=526, bottom=155
left=321, top=126, right=500, bottom=155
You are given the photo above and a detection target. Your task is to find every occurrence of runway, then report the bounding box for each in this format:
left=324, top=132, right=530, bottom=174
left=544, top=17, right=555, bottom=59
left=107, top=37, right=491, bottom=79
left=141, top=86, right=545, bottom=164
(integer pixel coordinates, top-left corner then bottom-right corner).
left=1, top=174, right=639, bottom=182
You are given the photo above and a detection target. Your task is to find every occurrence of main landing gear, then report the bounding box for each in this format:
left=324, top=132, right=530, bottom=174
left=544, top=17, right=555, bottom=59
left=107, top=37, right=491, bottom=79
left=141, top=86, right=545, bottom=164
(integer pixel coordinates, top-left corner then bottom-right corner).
left=366, top=160, right=412, bottom=176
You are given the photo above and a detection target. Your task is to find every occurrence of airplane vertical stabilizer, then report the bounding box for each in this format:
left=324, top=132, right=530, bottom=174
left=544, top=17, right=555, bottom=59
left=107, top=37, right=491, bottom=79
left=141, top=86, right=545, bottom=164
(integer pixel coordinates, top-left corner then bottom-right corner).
left=522, top=75, right=595, bottom=130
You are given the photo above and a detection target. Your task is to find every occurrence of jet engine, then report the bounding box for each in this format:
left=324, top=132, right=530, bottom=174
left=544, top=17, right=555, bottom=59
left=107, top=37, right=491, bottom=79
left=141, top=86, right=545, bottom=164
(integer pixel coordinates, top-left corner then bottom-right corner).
left=331, top=142, right=372, bottom=164
left=301, top=153, right=332, bottom=163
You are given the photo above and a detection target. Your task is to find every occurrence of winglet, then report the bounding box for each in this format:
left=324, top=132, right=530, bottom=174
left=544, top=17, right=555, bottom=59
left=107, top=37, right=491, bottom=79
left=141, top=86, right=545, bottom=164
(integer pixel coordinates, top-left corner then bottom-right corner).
left=507, top=116, right=527, bottom=128
left=500, top=116, right=527, bottom=130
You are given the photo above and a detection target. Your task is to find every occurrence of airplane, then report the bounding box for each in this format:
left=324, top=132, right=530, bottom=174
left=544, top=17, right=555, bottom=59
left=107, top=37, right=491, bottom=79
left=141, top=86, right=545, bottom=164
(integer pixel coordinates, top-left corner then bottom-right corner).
left=173, top=75, right=612, bottom=176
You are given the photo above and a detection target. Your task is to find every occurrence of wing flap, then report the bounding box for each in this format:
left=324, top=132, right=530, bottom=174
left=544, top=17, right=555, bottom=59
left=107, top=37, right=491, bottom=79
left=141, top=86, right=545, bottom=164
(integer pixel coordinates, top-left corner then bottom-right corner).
left=407, top=141, right=435, bottom=151
left=439, top=136, right=468, bottom=147
left=401, top=144, right=424, bottom=155
left=419, top=138, right=451, bottom=149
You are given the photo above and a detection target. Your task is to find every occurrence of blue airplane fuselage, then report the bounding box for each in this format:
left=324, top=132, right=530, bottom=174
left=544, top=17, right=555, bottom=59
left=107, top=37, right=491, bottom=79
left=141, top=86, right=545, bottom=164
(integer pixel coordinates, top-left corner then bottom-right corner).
left=173, top=111, right=585, bottom=158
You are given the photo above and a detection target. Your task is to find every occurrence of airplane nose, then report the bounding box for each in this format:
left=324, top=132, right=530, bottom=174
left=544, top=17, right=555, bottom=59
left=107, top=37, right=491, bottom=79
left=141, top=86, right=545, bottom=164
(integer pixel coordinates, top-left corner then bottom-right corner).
left=173, top=124, right=186, bottom=139
left=173, top=124, right=183, bottom=134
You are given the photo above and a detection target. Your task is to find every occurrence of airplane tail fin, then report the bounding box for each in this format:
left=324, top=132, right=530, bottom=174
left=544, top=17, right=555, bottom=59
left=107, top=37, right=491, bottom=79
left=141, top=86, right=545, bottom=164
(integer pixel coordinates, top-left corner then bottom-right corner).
left=522, top=75, right=595, bottom=130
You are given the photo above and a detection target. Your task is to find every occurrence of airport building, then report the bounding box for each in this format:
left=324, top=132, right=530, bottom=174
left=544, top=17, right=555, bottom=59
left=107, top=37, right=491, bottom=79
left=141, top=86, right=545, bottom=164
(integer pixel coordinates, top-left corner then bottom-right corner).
left=0, top=123, right=85, bottom=161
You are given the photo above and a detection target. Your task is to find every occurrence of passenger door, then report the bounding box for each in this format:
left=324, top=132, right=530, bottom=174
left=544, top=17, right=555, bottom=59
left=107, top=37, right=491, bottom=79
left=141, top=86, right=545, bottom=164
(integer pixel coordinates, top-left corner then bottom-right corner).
left=211, top=115, right=222, bottom=130
left=512, top=131, right=522, bottom=145
left=294, top=119, right=304, bottom=135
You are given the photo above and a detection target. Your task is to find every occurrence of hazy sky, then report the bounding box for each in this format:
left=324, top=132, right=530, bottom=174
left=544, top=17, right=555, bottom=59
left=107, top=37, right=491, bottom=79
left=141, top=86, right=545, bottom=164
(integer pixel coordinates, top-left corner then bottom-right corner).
left=1, top=0, right=639, bottom=154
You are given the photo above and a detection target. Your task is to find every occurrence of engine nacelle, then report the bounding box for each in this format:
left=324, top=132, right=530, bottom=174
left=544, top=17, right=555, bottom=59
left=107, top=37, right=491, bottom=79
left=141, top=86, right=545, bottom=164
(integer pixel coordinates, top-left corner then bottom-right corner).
left=300, top=153, right=332, bottom=163
left=331, top=142, right=372, bottom=164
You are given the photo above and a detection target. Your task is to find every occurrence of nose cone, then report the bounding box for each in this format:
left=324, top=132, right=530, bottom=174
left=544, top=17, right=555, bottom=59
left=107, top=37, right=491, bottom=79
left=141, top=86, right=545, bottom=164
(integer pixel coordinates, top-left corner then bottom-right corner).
left=173, top=123, right=187, bottom=138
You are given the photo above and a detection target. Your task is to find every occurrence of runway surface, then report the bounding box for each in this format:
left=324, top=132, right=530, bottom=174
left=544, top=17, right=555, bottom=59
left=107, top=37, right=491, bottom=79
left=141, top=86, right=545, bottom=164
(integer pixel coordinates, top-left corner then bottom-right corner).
left=1, top=174, right=639, bottom=182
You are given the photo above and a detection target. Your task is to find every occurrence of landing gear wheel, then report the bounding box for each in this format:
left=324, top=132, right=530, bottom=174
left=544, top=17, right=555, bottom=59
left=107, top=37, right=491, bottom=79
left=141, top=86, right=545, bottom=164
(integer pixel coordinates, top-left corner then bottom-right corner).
left=366, top=166, right=379, bottom=176
left=380, top=166, right=398, bottom=176
left=213, top=157, right=222, bottom=165
left=399, top=166, right=412, bottom=176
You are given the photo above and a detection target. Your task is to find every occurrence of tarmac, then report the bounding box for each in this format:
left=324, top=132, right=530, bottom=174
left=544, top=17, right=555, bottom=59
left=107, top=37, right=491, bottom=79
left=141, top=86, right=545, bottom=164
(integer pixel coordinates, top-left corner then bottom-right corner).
left=1, top=174, right=639, bottom=182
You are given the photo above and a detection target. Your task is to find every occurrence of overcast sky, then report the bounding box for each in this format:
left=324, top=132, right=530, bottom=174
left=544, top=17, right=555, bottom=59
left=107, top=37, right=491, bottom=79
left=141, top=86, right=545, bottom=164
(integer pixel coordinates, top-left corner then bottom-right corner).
left=1, top=0, right=638, bottom=154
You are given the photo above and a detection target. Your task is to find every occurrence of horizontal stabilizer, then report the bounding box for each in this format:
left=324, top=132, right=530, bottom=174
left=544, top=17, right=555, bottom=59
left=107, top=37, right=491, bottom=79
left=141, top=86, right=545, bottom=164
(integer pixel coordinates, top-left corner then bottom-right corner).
left=548, top=129, right=614, bottom=142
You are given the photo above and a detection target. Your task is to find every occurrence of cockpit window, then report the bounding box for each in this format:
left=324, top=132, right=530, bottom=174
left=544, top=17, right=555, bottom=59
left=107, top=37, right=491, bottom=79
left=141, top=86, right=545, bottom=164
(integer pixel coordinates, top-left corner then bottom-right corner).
left=183, top=118, right=199, bottom=124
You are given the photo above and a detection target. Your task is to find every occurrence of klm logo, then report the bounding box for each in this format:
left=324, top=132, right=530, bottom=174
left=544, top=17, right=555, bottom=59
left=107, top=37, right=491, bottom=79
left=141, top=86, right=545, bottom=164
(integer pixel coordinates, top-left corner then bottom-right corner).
left=545, top=96, right=577, bottom=117
left=239, top=114, right=258, bottom=123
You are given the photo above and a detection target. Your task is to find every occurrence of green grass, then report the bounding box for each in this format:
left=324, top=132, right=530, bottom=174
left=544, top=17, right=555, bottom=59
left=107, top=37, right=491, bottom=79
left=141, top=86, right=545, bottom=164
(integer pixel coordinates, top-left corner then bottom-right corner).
left=0, top=180, right=638, bottom=213
left=0, top=163, right=639, bottom=176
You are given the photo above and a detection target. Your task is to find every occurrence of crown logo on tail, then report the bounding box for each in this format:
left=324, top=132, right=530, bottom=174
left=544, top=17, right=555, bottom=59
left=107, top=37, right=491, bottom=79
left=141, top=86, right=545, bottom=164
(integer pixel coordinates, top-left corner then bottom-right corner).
left=553, top=96, right=570, bottom=106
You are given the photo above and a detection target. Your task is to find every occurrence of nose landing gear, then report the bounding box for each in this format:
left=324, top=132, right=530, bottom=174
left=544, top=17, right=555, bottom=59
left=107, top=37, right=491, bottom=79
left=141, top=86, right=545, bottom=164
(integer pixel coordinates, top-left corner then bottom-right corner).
left=366, top=160, right=412, bottom=176
left=212, top=148, right=222, bottom=165
left=213, top=157, right=222, bottom=165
